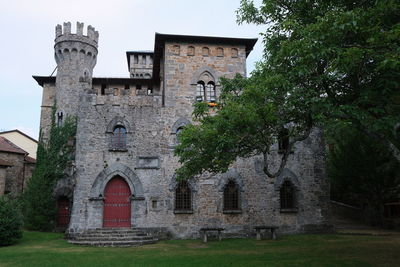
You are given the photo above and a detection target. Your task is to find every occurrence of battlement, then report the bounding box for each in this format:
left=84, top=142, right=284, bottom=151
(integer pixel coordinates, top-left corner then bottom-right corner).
left=55, top=22, right=98, bottom=48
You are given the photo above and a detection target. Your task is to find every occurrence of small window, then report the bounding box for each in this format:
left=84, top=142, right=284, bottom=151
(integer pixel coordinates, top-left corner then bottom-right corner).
left=175, top=181, right=192, bottom=211
left=187, top=46, right=195, bottom=56
left=124, top=84, right=130, bottom=90
left=278, top=128, right=289, bottom=152
left=202, top=47, right=209, bottom=57
left=136, top=84, right=142, bottom=90
left=196, top=81, right=206, bottom=102
left=206, top=82, right=216, bottom=102
left=56, top=111, right=64, bottom=127
left=101, top=84, right=106, bottom=95
left=216, top=47, right=224, bottom=57
left=111, top=125, right=127, bottom=150
left=152, top=200, right=158, bottom=209
left=172, top=45, right=180, bottom=55
left=280, top=181, right=295, bottom=209
left=231, top=48, right=238, bottom=58
left=223, top=180, right=240, bottom=211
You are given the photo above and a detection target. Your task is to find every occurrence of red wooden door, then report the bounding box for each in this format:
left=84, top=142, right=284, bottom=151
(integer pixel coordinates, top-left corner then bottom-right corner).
left=103, top=176, right=131, bottom=228
left=56, top=197, right=70, bottom=228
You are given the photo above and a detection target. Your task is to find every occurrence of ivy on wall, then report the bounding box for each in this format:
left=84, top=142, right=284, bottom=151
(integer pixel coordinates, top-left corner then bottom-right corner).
left=22, top=106, right=76, bottom=231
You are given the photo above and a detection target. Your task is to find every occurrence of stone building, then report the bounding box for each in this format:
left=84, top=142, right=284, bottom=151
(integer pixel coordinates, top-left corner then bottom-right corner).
left=33, top=22, right=329, bottom=240
left=0, top=136, right=36, bottom=196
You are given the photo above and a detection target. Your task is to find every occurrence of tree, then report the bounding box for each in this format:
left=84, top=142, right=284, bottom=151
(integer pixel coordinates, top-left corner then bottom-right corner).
left=175, top=0, right=400, bottom=180
left=328, top=126, right=400, bottom=225
left=22, top=114, right=76, bottom=231
left=0, top=196, right=23, bottom=246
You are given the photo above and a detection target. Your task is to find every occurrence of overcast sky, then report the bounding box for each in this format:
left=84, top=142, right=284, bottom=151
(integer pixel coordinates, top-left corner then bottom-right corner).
left=0, top=0, right=264, bottom=140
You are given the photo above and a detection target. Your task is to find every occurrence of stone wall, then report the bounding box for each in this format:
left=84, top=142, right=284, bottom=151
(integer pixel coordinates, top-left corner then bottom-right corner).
left=0, top=153, right=25, bottom=195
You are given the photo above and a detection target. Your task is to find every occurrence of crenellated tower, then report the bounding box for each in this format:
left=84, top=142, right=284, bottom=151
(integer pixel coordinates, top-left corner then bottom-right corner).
left=53, top=22, right=98, bottom=120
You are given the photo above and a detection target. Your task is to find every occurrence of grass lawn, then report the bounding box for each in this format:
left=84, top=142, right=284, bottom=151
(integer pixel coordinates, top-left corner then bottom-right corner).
left=0, top=232, right=399, bottom=266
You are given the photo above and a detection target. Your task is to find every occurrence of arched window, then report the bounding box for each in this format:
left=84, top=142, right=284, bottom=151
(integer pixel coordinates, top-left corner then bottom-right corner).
left=216, top=47, right=224, bottom=57
left=278, top=128, right=289, bottom=152
left=175, top=126, right=184, bottom=144
left=196, top=81, right=205, bottom=102
left=112, top=125, right=127, bottom=150
left=206, top=82, right=216, bottom=103
left=175, top=181, right=192, bottom=211
left=231, top=48, right=238, bottom=58
left=280, top=181, right=295, bottom=209
left=56, top=111, right=64, bottom=127
left=187, top=46, right=195, bottom=56
left=202, top=47, right=209, bottom=57
left=223, top=180, right=240, bottom=211
left=172, top=45, right=180, bottom=55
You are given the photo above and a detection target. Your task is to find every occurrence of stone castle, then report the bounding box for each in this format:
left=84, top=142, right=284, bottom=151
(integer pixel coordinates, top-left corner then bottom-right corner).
left=33, top=22, right=329, bottom=240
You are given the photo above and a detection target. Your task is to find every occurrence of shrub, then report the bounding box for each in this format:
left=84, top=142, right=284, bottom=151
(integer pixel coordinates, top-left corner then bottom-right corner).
left=0, top=196, right=23, bottom=246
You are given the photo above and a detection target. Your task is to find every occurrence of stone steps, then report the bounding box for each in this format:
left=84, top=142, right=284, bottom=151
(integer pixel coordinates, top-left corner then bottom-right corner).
left=68, top=239, right=158, bottom=247
left=67, top=228, right=158, bottom=247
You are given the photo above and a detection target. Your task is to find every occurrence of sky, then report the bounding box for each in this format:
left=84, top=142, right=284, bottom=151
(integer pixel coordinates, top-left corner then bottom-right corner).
left=0, top=0, right=265, bottom=140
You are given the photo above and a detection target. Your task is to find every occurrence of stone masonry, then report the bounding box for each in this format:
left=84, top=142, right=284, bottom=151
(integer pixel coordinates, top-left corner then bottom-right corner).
left=33, top=22, right=330, bottom=239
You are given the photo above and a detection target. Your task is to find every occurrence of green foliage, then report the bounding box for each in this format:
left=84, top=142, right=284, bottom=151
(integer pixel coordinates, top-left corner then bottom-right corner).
left=328, top=127, right=400, bottom=225
left=22, top=112, right=76, bottom=231
left=236, top=0, right=400, bottom=157
left=0, top=196, right=23, bottom=246
left=175, top=74, right=303, bottom=180
left=175, top=0, right=400, bottom=180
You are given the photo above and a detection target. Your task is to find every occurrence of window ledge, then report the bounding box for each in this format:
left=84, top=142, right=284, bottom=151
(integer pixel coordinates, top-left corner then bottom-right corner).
left=280, top=208, right=298, bottom=213
left=109, top=148, right=128, bottom=152
left=174, top=210, right=194, bottom=214
left=223, top=210, right=242, bottom=214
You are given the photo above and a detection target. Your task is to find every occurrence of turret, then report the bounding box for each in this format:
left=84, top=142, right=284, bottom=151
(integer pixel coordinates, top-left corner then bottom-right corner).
left=53, top=22, right=99, bottom=120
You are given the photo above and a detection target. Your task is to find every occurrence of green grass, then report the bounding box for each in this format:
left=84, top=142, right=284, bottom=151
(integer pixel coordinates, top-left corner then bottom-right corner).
left=1, top=232, right=399, bottom=266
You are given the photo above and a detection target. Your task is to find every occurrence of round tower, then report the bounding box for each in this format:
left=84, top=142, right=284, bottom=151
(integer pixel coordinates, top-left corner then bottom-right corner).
left=53, top=22, right=98, bottom=120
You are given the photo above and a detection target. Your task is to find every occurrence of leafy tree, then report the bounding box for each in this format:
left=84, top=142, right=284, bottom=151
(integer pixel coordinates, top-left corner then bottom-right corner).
left=328, top=127, right=400, bottom=225
left=0, top=196, right=23, bottom=246
left=175, top=0, right=400, bottom=179
left=22, top=114, right=76, bottom=231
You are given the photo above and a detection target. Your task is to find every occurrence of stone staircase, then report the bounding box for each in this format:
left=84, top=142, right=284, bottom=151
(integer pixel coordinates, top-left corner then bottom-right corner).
left=67, top=228, right=158, bottom=247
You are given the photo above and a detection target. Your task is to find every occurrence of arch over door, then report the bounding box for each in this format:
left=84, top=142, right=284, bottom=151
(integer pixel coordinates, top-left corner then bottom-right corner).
left=103, top=176, right=131, bottom=228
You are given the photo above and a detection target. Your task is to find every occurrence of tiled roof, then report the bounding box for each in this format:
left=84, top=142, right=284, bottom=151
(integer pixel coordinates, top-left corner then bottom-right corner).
left=0, top=136, right=28, bottom=155
left=0, top=158, right=12, bottom=167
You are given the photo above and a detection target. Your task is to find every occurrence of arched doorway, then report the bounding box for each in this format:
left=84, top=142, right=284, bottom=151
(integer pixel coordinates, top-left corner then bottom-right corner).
left=56, top=196, right=70, bottom=228
left=103, top=176, right=131, bottom=228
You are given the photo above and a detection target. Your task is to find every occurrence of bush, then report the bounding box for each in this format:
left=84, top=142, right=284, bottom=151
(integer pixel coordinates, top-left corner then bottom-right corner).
left=0, top=196, right=23, bottom=246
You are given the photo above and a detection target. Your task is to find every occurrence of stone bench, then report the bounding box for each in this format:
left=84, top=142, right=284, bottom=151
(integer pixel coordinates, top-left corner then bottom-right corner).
left=254, top=226, right=279, bottom=240
left=200, top=228, right=224, bottom=243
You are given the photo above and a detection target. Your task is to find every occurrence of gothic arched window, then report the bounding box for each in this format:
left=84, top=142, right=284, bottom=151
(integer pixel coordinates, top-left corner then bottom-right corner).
left=196, top=81, right=206, bottom=102
left=175, top=181, right=192, bottom=211
left=206, top=81, right=216, bottom=103
left=112, top=125, right=127, bottom=150
left=223, top=180, right=240, bottom=211
left=280, top=181, right=295, bottom=209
